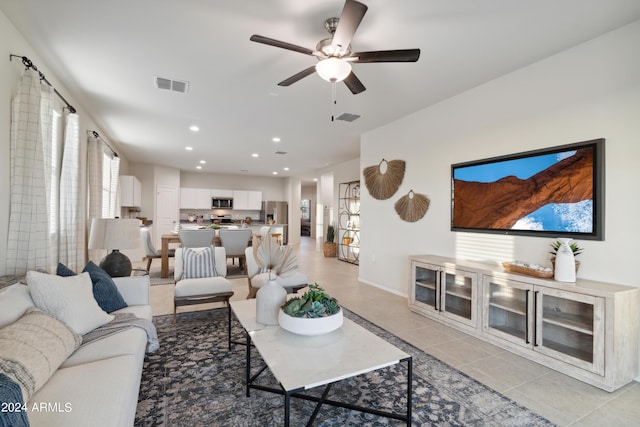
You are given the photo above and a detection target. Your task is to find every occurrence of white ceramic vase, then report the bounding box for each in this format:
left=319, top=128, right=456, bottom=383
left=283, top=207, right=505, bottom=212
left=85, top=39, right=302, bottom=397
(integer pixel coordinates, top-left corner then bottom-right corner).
left=256, top=279, right=287, bottom=325
left=554, top=238, right=576, bottom=282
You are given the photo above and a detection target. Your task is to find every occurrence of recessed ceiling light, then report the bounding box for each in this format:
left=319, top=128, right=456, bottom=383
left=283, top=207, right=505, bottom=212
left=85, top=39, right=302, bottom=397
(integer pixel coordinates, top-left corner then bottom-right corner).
left=252, top=153, right=259, bottom=158
left=313, top=178, right=318, bottom=182
left=272, top=171, right=278, bottom=175
left=189, top=125, right=199, bottom=132
left=185, top=146, right=193, bottom=151
left=283, top=167, right=289, bottom=171
left=272, top=137, right=281, bottom=143
left=196, top=166, right=202, bottom=170
left=200, top=160, right=206, bottom=164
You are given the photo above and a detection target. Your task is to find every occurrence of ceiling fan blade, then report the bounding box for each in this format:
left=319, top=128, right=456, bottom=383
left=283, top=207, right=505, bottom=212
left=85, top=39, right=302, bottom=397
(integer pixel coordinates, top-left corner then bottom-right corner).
left=278, top=66, right=317, bottom=87
left=250, top=34, right=315, bottom=56
left=331, top=0, right=368, bottom=55
left=352, top=49, right=421, bottom=63
left=343, top=71, right=366, bottom=94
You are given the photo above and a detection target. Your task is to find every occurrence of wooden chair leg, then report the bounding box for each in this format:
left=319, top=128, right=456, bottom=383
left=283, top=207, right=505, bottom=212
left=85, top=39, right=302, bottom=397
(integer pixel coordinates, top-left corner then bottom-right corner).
left=146, top=257, right=152, bottom=272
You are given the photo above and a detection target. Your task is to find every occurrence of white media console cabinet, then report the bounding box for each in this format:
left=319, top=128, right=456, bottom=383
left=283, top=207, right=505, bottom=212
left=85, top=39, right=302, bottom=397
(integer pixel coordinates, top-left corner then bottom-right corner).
left=409, top=255, right=639, bottom=392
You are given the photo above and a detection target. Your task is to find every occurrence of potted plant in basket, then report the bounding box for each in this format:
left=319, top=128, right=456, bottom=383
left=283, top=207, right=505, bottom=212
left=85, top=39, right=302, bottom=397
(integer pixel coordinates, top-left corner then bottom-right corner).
left=279, top=284, right=343, bottom=335
left=323, top=224, right=337, bottom=257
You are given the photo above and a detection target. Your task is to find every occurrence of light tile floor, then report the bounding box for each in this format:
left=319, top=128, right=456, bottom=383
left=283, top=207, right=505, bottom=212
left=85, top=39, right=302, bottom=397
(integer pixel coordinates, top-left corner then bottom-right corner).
left=142, top=237, right=640, bottom=427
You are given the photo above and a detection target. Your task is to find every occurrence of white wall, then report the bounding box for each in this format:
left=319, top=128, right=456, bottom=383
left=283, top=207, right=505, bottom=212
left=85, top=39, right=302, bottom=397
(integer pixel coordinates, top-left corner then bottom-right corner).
left=360, top=20, right=640, bottom=296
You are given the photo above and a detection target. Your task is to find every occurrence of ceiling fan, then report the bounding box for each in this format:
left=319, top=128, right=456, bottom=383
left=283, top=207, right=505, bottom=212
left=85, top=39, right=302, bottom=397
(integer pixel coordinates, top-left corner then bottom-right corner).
left=250, top=0, right=420, bottom=95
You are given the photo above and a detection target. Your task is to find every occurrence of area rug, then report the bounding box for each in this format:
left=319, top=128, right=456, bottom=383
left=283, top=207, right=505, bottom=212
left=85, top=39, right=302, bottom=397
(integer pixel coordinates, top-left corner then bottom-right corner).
left=135, top=309, right=555, bottom=426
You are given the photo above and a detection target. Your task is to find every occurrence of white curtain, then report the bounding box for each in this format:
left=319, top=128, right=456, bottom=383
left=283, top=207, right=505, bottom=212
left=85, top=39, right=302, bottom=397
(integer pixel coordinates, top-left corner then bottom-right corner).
left=6, top=69, right=55, bottom=274
left=87, top=133, right=120, bottom=263
left=58, top=113, right=85, bottom=272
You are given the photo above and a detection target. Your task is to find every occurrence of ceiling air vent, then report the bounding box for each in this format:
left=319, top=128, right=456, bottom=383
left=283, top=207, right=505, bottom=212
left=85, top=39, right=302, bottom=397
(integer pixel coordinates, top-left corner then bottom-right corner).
left=154, top=76, right=189, bottom=93
left=275, top=151, right=288, bottom=155
left=335, top=112, right=361, bottom=122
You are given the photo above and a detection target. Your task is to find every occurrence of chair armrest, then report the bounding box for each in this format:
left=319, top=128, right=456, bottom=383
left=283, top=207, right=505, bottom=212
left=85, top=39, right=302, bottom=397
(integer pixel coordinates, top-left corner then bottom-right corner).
left=112, top=275, right=150, bottom=306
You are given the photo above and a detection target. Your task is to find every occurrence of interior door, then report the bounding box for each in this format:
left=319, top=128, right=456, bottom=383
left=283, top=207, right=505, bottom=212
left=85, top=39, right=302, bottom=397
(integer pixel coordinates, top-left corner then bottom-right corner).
left=155, top=185, right=178, bottom=248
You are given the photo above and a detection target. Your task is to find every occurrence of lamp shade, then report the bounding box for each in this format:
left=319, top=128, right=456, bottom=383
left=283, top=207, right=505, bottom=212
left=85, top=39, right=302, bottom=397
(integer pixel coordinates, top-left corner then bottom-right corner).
left=315, top=58, right=352, bottom=83
left=88, top=218, right=141, bottom=250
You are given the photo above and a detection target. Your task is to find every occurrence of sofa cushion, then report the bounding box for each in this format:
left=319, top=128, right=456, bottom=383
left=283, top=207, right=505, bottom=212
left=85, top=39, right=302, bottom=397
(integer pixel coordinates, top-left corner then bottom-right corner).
left=174, top=277, right=232, bottom=298
left=61, top=327, right=147, bottom=369
left=26, top=271, right=114, bottom=335
left=0, top=308, right=81, bottom=402
left=0, top=284, right=35, bottom=328
left=182, top=246, right=217, bottom=279
left=28, top=355, right=141, bottom=427
left=57, top=262, right=128, bottom=313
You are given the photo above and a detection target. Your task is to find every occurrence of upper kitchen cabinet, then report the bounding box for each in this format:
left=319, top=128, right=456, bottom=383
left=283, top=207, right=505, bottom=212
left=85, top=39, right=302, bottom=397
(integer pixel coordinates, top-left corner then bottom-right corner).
left=211, top=189, right=233, bottom=198
left=120, top=175, right=141, bottom=207
left=180, top=188, right=211, bottom=209
left=233, top=190, right=262, bottom=210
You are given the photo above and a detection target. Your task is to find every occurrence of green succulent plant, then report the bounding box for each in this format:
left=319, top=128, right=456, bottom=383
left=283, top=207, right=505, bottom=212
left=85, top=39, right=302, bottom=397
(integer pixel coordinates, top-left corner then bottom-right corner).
left=281, top=283, right=340, bottom=318
left=326, top=224, right=335, bottom=243
left=549, top=240, right=582, bottom=257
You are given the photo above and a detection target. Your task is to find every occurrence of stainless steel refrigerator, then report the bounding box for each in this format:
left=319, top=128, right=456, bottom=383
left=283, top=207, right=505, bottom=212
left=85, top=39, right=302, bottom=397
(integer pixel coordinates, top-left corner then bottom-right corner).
left=261, top=201, right=288, bottom=245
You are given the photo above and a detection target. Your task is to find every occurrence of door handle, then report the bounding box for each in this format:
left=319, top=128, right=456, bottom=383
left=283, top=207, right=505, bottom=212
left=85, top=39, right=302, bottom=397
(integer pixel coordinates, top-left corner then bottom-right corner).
left=525, top=290, right=530, bottom=344
left=533, top=291, right=539, bottom=347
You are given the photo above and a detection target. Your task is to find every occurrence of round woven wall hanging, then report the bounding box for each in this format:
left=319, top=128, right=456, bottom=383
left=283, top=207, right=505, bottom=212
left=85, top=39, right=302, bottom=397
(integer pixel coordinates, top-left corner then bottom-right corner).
left=363, top=159, right=406, bottom=200
left=394, top=190, right=430, bottom=222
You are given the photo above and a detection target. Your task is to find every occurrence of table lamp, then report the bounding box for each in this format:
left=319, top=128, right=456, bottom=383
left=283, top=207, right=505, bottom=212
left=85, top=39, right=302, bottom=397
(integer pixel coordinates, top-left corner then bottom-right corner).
left=88, top=218, right=141, bottom=277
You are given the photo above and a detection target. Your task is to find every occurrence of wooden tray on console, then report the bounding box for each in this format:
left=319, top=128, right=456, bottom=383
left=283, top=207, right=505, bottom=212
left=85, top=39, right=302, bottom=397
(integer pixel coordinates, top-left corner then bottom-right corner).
left=502, top=262, right=554, bottom=279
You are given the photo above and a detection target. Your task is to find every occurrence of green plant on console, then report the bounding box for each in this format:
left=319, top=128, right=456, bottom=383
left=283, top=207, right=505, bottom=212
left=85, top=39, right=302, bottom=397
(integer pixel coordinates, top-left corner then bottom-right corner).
left=281, top=284, right=340, bottom=318
left=549, top=240, right=582, bottom=258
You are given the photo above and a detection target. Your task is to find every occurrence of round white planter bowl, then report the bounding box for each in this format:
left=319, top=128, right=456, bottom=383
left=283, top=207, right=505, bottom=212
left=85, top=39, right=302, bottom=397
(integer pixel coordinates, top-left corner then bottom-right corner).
left=278, top=308, right=343, bottom=336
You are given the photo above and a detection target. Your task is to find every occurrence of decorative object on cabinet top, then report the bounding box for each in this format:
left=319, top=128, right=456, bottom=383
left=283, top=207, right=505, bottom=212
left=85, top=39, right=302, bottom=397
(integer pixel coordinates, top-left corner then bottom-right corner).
left=363, top=158, right=405, bottom=200
left=394, top=189, right=430, bottom=222
left=501, top=261, right=554, bottom=279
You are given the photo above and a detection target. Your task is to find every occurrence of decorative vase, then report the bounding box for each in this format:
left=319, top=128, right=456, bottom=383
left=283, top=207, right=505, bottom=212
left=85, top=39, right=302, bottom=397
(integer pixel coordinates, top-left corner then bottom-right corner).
left=554, top=238, right=576, bottom=282
left=256, top=278, right=287, bottom=325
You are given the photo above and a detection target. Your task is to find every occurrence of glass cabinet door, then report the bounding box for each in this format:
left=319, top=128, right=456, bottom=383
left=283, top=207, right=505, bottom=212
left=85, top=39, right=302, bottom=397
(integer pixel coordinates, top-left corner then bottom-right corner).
left=535, top=287, right=605, bottom=375
left=483, top=277, right=533, bottom=347
left=440, top=268, right=477, bottom=327
left=411, top=263, right=439, bottom=315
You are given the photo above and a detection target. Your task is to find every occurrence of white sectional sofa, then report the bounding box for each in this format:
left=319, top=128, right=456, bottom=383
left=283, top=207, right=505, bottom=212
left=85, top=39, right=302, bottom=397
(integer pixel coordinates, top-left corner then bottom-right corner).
left=0, top=274, right=152, bottom=427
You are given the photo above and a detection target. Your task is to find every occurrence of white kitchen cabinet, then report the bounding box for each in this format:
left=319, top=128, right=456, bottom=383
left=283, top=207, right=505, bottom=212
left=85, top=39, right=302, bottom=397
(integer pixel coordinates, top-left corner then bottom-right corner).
left=120, top=175, right=141, bottom=207
left=409, top=255, right=640, bottom=391
left=180, top=187, right=210, bottom=209
left=233, top=190, right=261, bottom=210
left=211, top=188, right=233, bottom=198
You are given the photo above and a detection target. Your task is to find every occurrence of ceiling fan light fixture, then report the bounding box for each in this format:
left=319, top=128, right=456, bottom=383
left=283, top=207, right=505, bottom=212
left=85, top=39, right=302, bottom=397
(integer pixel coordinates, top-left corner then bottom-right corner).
left=315, top=58, right=352, bottom=82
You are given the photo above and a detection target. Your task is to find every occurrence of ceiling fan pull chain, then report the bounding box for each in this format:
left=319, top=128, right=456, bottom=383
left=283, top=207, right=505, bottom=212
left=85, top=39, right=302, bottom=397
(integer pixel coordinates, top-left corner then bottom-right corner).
left=331, top=81, right=337, bottom=122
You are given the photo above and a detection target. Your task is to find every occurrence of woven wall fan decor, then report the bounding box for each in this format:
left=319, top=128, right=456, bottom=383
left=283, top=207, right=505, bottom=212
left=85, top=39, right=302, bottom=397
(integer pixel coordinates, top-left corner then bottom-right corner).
left=394, top=190, right=430, bottom=222
left=363, top=159, right=406, bottom=200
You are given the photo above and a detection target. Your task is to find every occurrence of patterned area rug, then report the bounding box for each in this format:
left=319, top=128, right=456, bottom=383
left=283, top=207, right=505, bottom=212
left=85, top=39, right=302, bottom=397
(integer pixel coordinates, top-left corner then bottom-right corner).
left=135, top=309, right=555, bottom=426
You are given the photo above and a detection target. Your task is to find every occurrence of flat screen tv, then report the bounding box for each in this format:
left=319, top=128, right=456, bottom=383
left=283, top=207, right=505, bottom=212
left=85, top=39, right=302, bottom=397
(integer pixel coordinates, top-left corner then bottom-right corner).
left=451, top=138, right=604, bottom=240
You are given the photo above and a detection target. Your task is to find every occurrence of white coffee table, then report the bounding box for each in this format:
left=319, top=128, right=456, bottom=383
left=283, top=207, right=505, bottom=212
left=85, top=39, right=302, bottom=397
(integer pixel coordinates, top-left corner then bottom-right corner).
left=231, top=299, right=413, bottom=426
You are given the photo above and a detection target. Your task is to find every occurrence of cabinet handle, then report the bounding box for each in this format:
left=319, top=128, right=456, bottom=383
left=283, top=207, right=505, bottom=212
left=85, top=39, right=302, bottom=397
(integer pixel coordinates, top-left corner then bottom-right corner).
left=525, top=290, right=530, bottom=344
left=533, top=291, right=539, bottom=347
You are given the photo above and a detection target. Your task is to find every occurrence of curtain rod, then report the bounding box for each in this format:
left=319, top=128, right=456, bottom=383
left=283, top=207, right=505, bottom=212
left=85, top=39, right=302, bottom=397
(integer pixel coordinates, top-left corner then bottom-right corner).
left=9, top=54, right=77, bottom=114
left=88, top=130, right=118, bottom=158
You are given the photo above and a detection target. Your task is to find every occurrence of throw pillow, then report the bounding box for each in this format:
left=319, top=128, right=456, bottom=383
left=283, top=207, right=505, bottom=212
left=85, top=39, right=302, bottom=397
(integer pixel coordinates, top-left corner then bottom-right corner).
left=0, top=308, right=81, bottom=404
left=26, top=271, right=114, bottom=335
left=57, top=262, right=128, bottom=313
left=82, top=262, right=128, bottom=313
left=182, top=246, right=217, bottom=279
left=0, top=373, right=30, bottom=427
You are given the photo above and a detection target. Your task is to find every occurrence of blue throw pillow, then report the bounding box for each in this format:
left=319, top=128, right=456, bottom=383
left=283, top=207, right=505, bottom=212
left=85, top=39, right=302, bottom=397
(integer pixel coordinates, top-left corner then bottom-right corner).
left=56, top=262, right=76, bottom=277
left=0, top=373, right=30, bottom=427
left=81, top=262, right=128, bottom=313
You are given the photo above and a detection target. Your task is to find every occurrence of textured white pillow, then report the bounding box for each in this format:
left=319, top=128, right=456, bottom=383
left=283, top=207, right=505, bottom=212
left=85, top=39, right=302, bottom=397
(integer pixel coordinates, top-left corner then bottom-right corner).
left=26, top=271, right=114, bottom=335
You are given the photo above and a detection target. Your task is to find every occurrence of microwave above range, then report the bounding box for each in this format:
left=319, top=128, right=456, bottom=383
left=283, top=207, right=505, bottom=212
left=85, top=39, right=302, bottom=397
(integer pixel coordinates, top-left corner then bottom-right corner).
left=212, top=197, right=233, bottom=209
